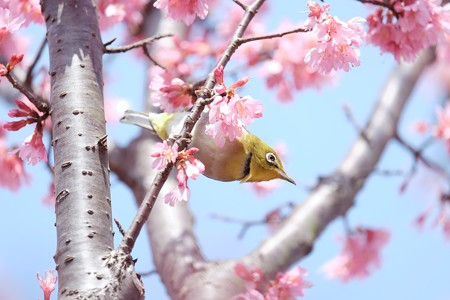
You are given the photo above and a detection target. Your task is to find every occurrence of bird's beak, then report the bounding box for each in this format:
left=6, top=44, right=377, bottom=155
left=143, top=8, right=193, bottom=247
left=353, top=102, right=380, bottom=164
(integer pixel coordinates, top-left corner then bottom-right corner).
left=277, top=168, right=296, bottom=185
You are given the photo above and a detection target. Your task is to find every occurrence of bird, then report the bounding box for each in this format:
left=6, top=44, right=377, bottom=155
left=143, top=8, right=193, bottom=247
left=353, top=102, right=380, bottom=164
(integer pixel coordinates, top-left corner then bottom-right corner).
left=120, top=110, right=295, bottom=185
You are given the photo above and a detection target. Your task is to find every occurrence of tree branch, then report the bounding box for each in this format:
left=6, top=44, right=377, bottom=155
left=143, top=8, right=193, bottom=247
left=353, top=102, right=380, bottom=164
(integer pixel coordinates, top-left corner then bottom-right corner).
left=236, top=27, right=310, bottom=45
left=5, top=73, right=49, bottom=113
left=24, top=37, right=47, bottom=88
left=104, top=34, right=173, bottom=54
left=243, top=49, right=436, bottom=280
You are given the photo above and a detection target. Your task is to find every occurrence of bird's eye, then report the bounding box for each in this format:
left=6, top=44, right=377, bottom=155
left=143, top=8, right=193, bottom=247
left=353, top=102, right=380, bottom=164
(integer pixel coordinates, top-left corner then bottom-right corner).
left=266, top=152, right=277, bottom=164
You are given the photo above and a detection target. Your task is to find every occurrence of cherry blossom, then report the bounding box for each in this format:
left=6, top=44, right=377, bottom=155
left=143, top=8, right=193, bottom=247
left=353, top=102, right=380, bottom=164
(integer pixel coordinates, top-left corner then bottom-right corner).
left=154, top=0, right=209, bottom=25
left=322, top=227, right=390, bottom=282
left=97, top=0, right=147, bottom=30
left=37, top=270, right=57, bottom=300
left=206, top=66, right=264, bottom=147
left=149, top=67, right=194, bottom=112
left=150, top=141, right=179, bottom=170
left=266, top=267, right=312, bottom=299
left=158, top=146, right=204, bottom=206
left=304, top=1, right=365, bottom=74
left=234, top=262, right=263, bottom=287
left=3, top=99, right=40, bottom=131
left=17, top=129, right=48, bottom=165
left=0, top=53, right=24, bottom=77
left=233, top=263, right=311, bottom=299
left=366, top=0, right=450, bottom=62
left=0, top=126, right=28, bottom=190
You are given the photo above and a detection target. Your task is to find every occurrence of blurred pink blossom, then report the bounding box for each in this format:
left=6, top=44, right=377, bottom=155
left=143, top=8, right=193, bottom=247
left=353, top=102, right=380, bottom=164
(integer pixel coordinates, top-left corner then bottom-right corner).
left=366, top=0, right=450, bottom=62
left=154, top=0, right=209, bottom=25
left=322, top=227, right=390, bottom=282
left=37, top=270, right=57, bottom=300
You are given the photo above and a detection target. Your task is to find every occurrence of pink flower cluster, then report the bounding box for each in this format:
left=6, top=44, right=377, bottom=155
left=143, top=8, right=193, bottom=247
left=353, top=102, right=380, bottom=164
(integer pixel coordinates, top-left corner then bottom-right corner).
left=0, top=53, right=23, bottom=77
left=153, top=0, right=209, bottom=25
left=37, top=270, right=57, bottom=300
left=0, top=126, right=28, bottom=191
left=97, top=0, right=147, bottom=30
left=206, top=66, right=263, bottom=147
left=3, top=99, right=48, bottom=165
left=232, top=262, right=312, bottom=299
left=149, top=67, right=194, bottom=112
left=304, top=1, right=365, bottom=74
left=0, top=1, right=42, bottom=40
left=151, top=141, right=205, bottom=206
left=322, top=227, right=390, bottom=282
left=366, top=0, right=450, bottom=62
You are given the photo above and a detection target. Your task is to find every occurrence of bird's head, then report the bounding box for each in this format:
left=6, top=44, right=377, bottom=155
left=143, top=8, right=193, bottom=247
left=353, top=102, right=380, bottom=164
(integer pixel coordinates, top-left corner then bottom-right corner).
left=240, top=133, right=295, bottom=185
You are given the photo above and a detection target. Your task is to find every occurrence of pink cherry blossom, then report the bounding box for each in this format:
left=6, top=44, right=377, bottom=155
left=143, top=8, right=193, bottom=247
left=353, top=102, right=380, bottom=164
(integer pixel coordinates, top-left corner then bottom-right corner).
left=206, top=66, right=264, bottom=147
left=366, top=0, right=450, bottom=62
left=177, top=147, right=205, bottom=179
left=4, top=98, right=41, bottom=131
left=322, top=227, right=390, bottom=282
left=97, top=0, right=147, bottom=30
left=304, top=1, right=330, bottom=29
left=164, top=171, right=190, bottom=206
left=234, top=262, right=263, bottom=287
left=262, top=21, right=336, bottom=101
left=0, top=7, right=25, bottom=39
left=266, top=267, right=312, bottom=299
left=17, top=129, right=48, bottom=165
left=37, top=270, right=57, bottom=300
left=150, top=141, right=179, bottom=170
left=154, top=0, right=209, bottom=25
left=0, top=127, right=29, bottom=191
left=163, top=146, right=204, bottom=206
left=149, top=67, right=194, bottom=112
left=304, top=2, right=365, bottom=75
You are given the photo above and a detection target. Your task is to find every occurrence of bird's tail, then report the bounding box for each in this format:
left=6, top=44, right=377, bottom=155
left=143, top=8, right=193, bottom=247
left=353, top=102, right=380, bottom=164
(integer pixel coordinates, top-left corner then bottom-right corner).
left=120, top=110, right=155, bottom=133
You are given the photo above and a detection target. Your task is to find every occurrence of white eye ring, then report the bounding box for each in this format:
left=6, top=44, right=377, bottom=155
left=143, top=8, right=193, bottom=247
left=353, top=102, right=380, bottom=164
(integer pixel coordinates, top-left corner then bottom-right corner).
left=266, top=152, right=277, bottom=163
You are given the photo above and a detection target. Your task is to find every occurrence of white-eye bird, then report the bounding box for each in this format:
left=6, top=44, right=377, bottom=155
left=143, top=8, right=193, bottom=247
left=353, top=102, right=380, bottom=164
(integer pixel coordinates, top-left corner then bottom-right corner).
left=120, top=110, right=295, bottom=184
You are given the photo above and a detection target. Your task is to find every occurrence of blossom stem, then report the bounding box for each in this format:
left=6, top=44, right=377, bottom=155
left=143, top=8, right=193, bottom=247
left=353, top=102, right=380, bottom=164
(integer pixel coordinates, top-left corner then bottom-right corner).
left=5, top=73, right=49, bottom=113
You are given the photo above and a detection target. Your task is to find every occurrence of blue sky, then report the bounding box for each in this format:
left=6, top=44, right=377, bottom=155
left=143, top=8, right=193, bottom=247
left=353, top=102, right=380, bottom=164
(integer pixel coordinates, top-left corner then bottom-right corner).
left=1, top=1, right=450, bottom=299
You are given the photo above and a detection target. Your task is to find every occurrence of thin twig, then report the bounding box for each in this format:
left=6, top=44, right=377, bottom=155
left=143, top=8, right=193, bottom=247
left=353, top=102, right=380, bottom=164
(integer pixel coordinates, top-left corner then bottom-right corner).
left=25, top=37, right=47, bottom=88
left=357, top=0, right=400, bottom=18
left=104, top=34, right=173, bottom=54
left=395, top=134, right=450, bottom=193
left=114, top=217, right=126, bottom=236
left=342, top=102, right=371, bottom=143
left=233, top=0, right=248, bottom=10
left=237, top=27, right=309, bottom=45
left=118, top=0, right=267, bottom=255
left=211, top=202, right=294, bottom=239
left=138, top=269, right=157, bottom=277
left=5, top=73, right=50, bottom=113
left=142, top=46, right=166, bottom=69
